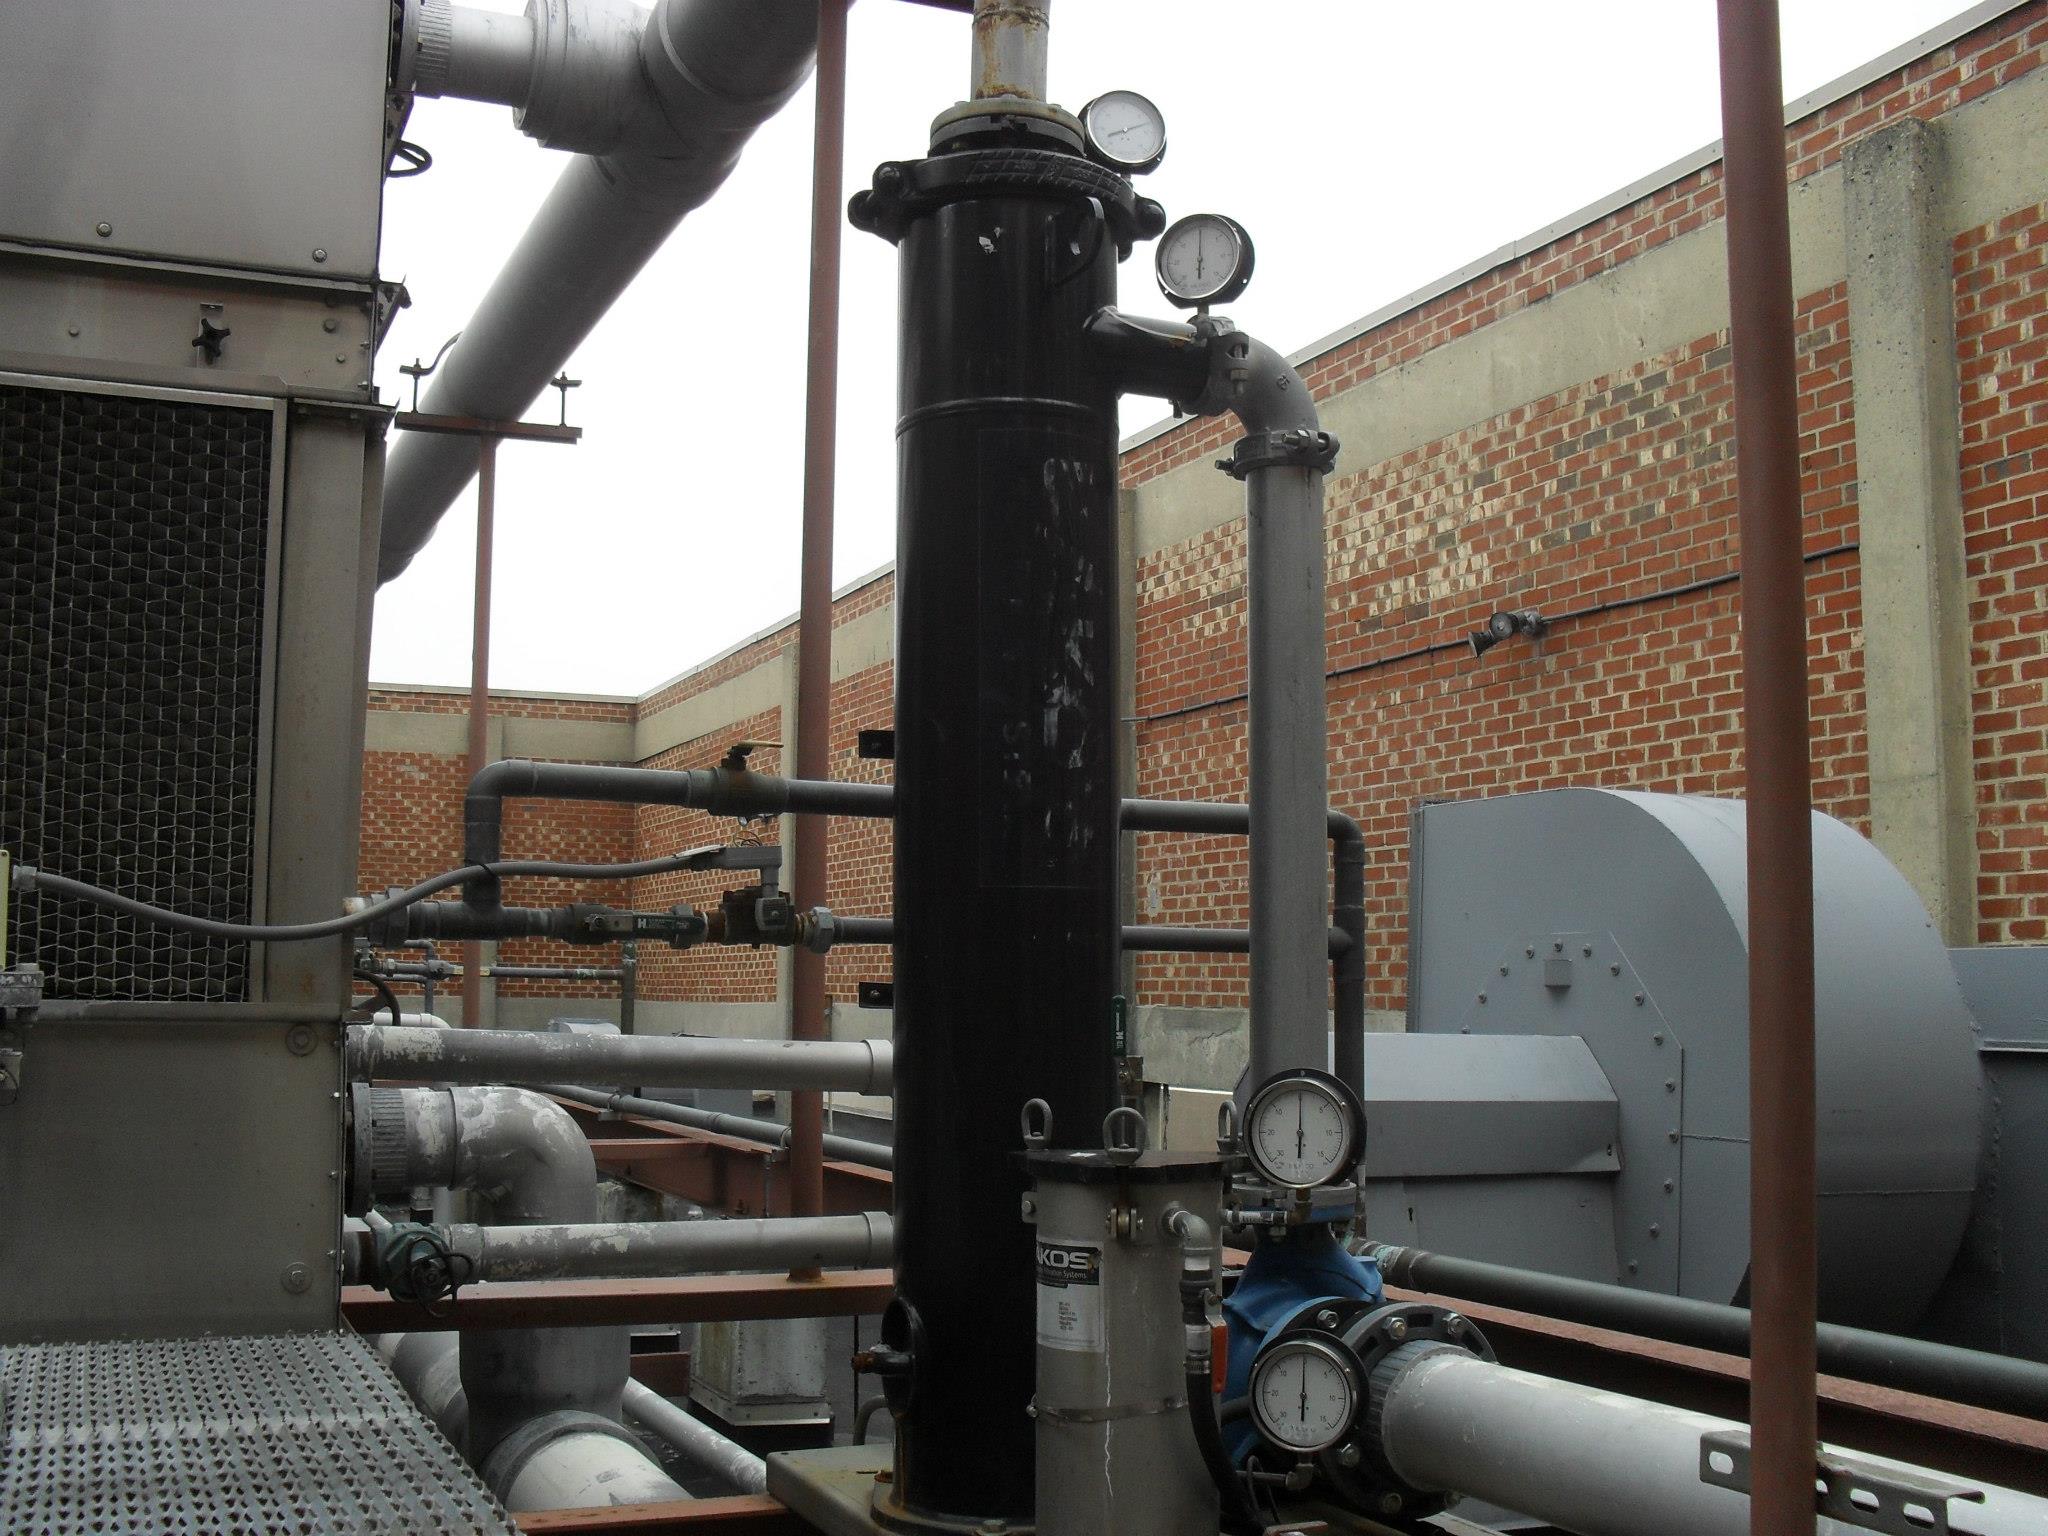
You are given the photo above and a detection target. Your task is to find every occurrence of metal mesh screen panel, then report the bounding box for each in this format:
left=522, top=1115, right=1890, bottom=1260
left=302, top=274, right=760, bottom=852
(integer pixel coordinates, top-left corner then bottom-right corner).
left=0, top=383, right=270, bottom=1000
left=0, top=1332, right=519, bottom=1535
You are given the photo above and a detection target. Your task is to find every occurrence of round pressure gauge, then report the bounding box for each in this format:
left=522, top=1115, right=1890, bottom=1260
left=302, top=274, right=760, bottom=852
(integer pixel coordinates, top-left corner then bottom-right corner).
left=1155, top=213, right=1255, bottom=309
left=1080, top=89, right=1167, bottom=174
left=1249, top=1334, right=1361, bottom=1455
left=1244, top=1068, right=1363, bottom=1190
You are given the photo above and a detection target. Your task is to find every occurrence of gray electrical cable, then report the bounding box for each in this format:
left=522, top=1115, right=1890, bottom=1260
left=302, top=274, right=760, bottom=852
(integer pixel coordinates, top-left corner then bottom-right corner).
left=13, top=846, right=739, bottom=944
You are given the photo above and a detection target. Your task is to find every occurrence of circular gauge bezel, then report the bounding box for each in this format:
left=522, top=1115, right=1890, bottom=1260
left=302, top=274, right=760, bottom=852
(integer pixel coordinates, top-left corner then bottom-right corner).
left=1248, top=1333, right=1362, bottom=1455
left=1243, top=1067, right=1364, bottom=1190
left=1154, top=213, right=1255, bottom=308
left=1080, top=89, right=1167, bottom=174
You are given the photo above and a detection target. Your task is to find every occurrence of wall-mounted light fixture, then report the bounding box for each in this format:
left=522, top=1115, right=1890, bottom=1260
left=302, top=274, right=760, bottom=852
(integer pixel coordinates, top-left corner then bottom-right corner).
left=1468, top=608, right=1548, bottom=660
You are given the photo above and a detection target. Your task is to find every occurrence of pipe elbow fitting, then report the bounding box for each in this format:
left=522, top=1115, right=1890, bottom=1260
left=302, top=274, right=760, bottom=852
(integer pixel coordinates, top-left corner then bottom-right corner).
left=451, top=1085, right=599, bottom=1225
left=517, top=0, right=646, bottom=154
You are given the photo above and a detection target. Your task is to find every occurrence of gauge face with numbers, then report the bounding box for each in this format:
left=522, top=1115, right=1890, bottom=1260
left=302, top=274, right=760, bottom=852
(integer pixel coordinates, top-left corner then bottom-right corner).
left=1154, top=212, right=1254, bottom=308
left=1245, top=1069, right=1360, bottom=1189
left=1250, top=1335, right=1359, bottom=1454
left=1080, top=89, right=1167, bottom=173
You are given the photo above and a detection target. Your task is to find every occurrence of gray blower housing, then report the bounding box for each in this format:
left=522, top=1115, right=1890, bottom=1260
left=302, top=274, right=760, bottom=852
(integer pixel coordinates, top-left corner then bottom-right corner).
left=1386, top=788, right=1983, bottom=1332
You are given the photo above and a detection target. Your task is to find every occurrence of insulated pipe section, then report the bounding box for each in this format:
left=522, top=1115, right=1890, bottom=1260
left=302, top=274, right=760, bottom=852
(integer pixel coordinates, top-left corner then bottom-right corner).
left=544, top=1083, right=893, bottom=1172
left=377, top=1331, right=689, bottom=1511
left=440, top=1211, right=893, bottom=1282
left=500, top=1423, right=688, bottom=1513
left=1372, top=1348, right=2048, bottom=1536
left=380, top=0, right=817, bottom=579
left=354, top=1085, right=634, bottom=1466
left=1370, top=1243, right=2048, bottom=1422
left=622, top=1377, right=768, bottom=1494
left=347, top=1023, right=892, bottom=1094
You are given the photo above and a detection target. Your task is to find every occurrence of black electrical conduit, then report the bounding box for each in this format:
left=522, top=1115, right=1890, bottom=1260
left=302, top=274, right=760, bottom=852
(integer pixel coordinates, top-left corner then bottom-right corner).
left=1135, top=541, right=1863, bottom=727
left=820, top=916, right=1351, bottom=959
left=460, top=761, right=1371, bottom=1093
left=543, top=1083, right=892, bottom=1172
left=1369, top=1243, right=2048, bottom=1423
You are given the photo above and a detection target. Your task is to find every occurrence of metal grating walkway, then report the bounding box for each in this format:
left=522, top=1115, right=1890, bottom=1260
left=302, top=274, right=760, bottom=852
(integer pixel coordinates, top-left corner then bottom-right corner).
left=0, top=1331, right=519, bottom=1535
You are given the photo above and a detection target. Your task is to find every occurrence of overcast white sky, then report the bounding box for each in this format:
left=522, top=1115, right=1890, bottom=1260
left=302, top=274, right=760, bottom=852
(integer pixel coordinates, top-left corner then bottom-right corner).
left=370, top=0, right=1975, bottom=698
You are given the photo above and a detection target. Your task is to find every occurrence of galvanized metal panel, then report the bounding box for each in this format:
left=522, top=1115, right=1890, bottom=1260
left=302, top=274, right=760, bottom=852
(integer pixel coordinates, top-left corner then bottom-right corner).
left=0, top=250, right=380, bottom=396
left=262, top=406, right=382, bottom=1009
left=0, top=1013, right=342, bottom=1340
left=0, top=0, right=391, bottom=279
left=0, top=1331, right=518, bottom=1533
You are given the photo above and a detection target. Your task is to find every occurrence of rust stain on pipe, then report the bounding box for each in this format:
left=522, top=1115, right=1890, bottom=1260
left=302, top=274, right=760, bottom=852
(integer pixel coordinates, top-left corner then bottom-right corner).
left=971, top=0, right=1048, bottom=101
left=788, top=0, right=851, bottom=1251
left=1714, top=3, right=1819, bottom=1532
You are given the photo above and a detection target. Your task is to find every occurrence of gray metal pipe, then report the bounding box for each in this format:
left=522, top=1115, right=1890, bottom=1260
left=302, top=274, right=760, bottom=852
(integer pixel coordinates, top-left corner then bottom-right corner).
left=359, top=1086, right=634, bottom=1464
left=379, top=0, right=817, bottom=580
left=501, top=1425, right=687, bottom=1512
left=1370, top=1243, right=2048, bottom=1422
left=417, top=2, right=537, bottom=108
left=375, top=1330, right=687, bottom=1511
left=971, top=0, right=1048, bottom=101
left=621, top=1377, right=767, bottom=1494
left=545, top=1083, right=893, bottom=1172
left=348, top=1023, right=892, bottom=1095
left=444, top=1211, right=893, bottom=1282
left=1089, top=315, right=1341, bottom=1091
left=1224, top=334, right=1335, bottom=1091
left=1375, top=1348, right=2048, bottom=1536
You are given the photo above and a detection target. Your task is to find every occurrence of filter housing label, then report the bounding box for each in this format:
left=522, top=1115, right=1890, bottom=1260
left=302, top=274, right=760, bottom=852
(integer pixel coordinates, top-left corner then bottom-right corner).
left=1035, top=1238, right=1103, bottom=1352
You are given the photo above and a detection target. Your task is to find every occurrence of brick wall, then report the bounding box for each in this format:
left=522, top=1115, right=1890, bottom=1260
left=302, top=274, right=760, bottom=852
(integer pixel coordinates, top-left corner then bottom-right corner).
left=359, top=5, right=2048, bottom=1031
left=1960, top=198, right=2048, bottom=941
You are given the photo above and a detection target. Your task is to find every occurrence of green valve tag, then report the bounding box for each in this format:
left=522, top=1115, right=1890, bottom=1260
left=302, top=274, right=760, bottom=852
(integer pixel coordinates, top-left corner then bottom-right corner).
left=1111, top=994, right=1128, bottom=1059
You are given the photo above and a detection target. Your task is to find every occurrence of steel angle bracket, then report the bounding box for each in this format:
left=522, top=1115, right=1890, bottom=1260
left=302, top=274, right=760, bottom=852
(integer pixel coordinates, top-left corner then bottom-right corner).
left=1699, top=1428, right=1986, bottom=1535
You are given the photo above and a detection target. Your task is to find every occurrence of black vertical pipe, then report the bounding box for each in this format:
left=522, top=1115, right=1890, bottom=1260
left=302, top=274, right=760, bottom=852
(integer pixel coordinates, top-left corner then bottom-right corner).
left=865, top=162, right=1124, bottom=1523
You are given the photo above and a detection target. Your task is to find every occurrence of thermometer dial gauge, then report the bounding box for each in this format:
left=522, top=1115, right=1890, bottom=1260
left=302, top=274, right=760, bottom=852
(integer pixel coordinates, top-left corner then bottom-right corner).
left=1155, top=213, right=1254, bottom=309
left=1080, top=89, right=1167, bottom=174
left=1249, top=1335, right=1360, bottom=1455
left=1244, top=1068, right=1362, bottom=1190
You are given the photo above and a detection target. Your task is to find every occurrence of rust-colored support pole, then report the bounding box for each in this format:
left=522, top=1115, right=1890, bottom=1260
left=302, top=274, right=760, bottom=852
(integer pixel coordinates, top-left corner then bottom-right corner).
left=1714, top=4, right=1818, bottom=1532
left=465, top=435, right=499, bottom=1030
left=788, top=0, right=850, bottom=1242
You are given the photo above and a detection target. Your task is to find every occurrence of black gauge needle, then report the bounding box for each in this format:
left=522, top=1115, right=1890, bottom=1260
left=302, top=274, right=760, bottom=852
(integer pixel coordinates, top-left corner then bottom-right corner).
left=1299, top=1358, right=1308, bottom=1422
left=1296, top=1096, right=1305, bottom=1161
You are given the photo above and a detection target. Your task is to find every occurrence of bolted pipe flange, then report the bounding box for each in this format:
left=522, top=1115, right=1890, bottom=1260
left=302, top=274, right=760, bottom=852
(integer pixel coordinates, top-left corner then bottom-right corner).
left=1222, top=427, right=1341, bottom=480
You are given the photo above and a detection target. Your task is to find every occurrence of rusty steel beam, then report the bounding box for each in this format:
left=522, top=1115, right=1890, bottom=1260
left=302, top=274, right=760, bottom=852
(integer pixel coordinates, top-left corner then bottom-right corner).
left=567, top=1109, right=890, bottom=1216
left=1386, top=1286, right=2048, bottom=1495
left=391, top=411, right=582, bottom=444
left=341, top=1268, right=894, bottom=1331
left=1714, top=4, right=1819, bottom=1532
left=629, top=1348, right=692, bottom=1397
left=513, top=1493, right=803, bottom=1534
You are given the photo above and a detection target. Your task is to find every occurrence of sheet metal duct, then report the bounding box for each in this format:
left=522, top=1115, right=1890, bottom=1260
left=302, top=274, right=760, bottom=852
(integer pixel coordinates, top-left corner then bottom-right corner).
left=377, top=0, right=817, bottom=580
left=1407, top=789, right=1984, bottom=1330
